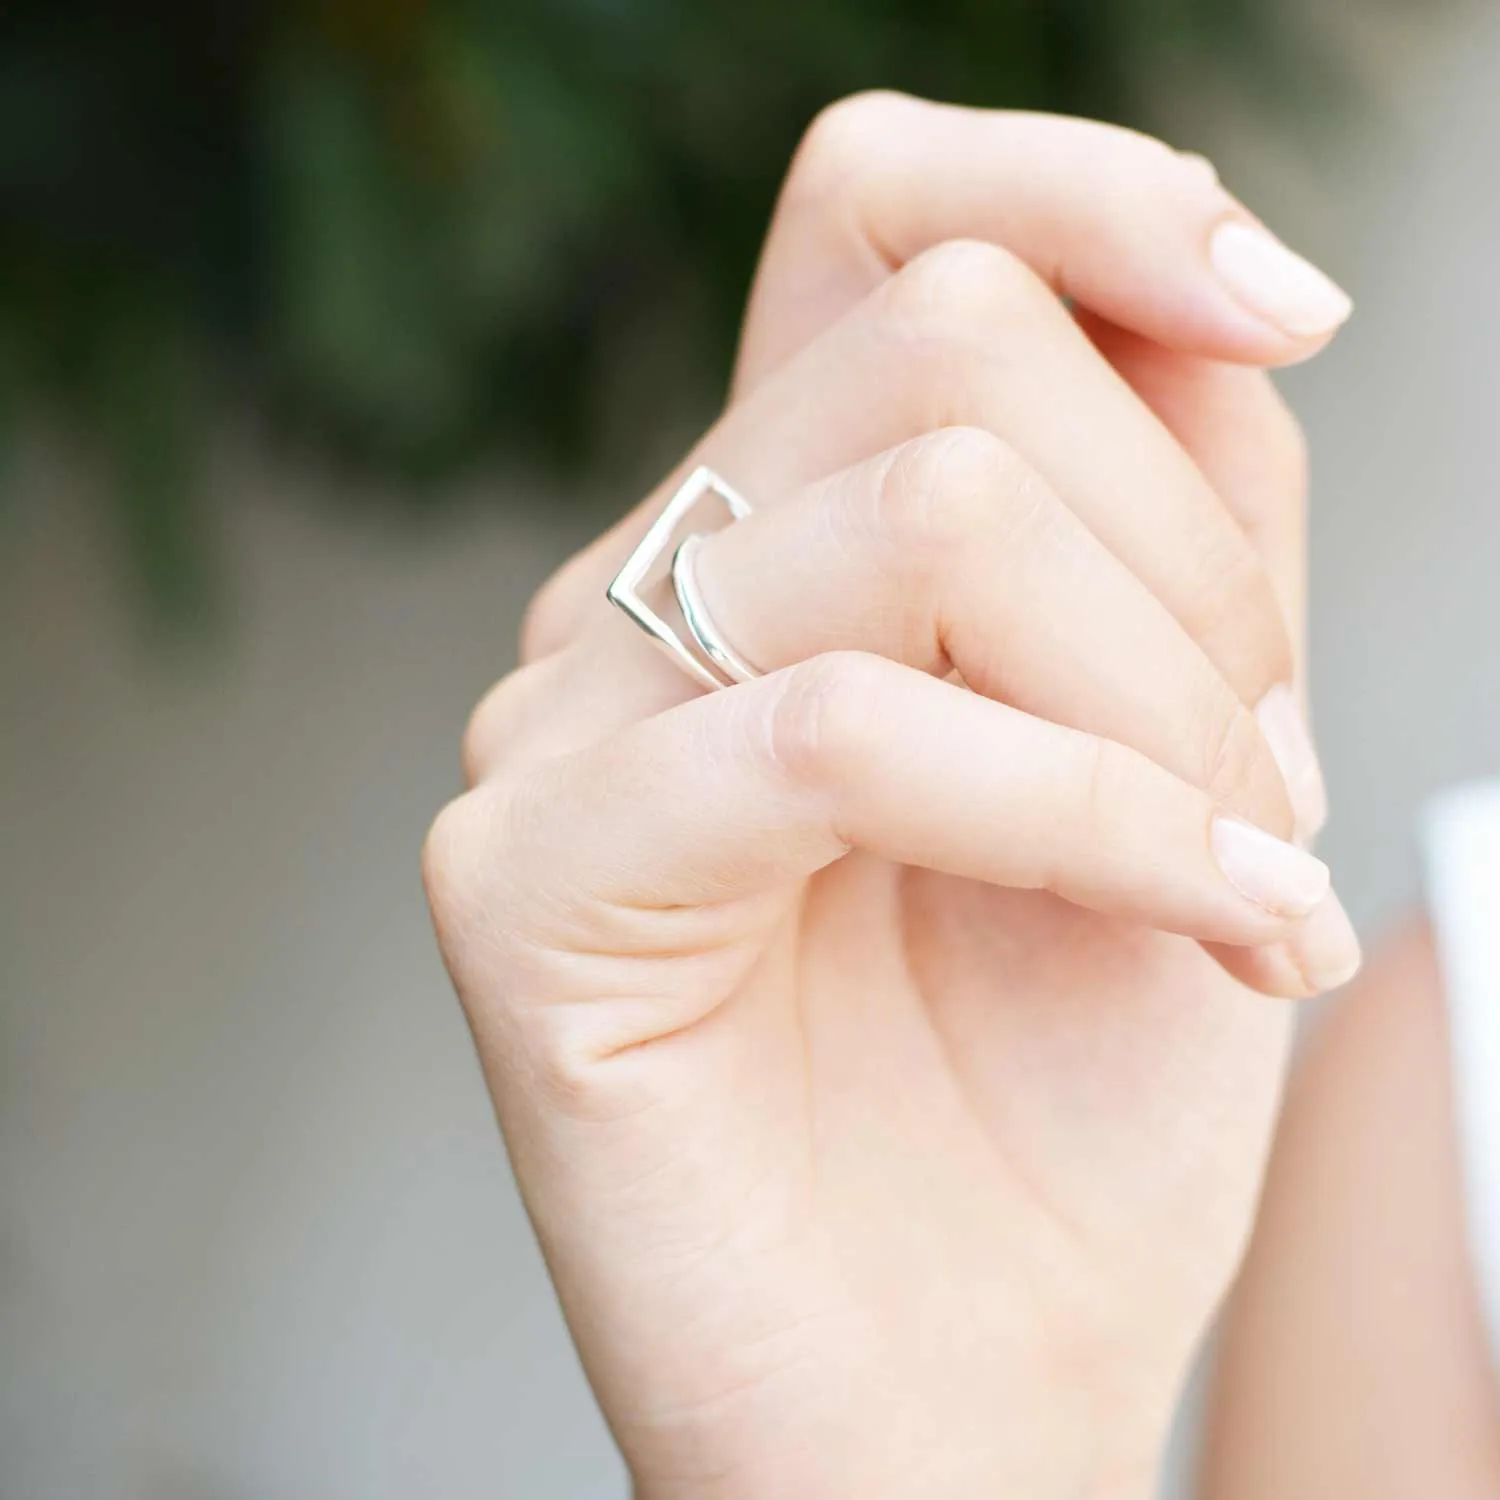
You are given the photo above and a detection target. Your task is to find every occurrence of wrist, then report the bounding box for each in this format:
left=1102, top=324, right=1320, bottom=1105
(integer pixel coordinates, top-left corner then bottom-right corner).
left=625, top=1390, right=1171, bottom=1500
left=631, top=1453, right=1161, bottom=1500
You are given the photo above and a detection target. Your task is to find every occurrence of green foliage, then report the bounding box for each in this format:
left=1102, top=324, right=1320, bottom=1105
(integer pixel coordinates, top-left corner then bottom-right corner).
left=0, top=0, right=1329, bottom=609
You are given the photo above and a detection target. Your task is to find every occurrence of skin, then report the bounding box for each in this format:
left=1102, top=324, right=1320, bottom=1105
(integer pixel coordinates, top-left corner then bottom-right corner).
left=424, top=94, right=1362, bottom=1499
left=1203, top=925, right=1500, bottom=1497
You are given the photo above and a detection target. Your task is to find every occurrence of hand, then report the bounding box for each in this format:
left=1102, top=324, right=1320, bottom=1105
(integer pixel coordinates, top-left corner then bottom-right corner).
left=425, top=96, right=1359, bottom=1500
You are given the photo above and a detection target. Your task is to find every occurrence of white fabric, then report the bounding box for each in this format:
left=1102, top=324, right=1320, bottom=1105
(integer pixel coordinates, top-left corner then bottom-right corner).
left=1424, top=780, right=1500, bottom=1351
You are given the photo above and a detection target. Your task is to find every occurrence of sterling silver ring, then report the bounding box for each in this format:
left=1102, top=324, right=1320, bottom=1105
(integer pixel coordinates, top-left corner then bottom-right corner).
left=606, top=466, right=764, bottom=691
left=671, top=534, right=761, bottom=686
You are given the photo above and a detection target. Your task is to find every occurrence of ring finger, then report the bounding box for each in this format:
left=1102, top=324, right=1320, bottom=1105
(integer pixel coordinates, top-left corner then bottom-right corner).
left=687, top=428, right=1292, bottom=835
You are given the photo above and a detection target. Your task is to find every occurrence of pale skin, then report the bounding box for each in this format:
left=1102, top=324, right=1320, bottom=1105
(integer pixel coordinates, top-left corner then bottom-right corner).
left=1203, top=927, right=1500, bottom=1496
left=423, top=94, right=1366, bottom=1499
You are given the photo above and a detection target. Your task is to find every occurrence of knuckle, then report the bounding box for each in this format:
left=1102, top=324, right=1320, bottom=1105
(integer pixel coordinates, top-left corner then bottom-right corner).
left=421, top=791, right=490, bottom=937
left=1194, top=696, right=1262, bottom=807
left=1175, top=147, right=1223, bottom=191
left=422, top=766, right=692, bottom=1121
left=1192, top=696, right=1294, bottom=838
left=873, top=427, right=1009, bottom=560
left=1122, top=124, right=1199, bottom=180
left=517, top=589, right=563, bottom=666
left=1180, top=535, right=1295, bottom=696
left=460, top=662, right=544, bottom=786
left=422, top=779, right=562, bottom=988
left=519, top=559, right=586, bottom=664
left=460, top=687, right=504, bottom=788
left=767, top=651, right=889, bottom=791
left=793, top=89, right=914, bottom=192
left=1071, top=733, right=1132, bottom=852
left=1059, top=732, right=1171, bottom=887
left=885, top=237, right=1049, bottom=338
left=1089, top=120, right=1220, bottom=200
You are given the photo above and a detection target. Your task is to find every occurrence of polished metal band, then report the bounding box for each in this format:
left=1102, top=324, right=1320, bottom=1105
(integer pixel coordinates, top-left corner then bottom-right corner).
left=606, top=466, right=762, bottom=691
left=670, top=533, right=761, bottom=686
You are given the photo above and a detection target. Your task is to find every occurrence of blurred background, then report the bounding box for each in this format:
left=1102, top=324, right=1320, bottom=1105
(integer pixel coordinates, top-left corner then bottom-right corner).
left=3, top=1, right=1497, bottom=1496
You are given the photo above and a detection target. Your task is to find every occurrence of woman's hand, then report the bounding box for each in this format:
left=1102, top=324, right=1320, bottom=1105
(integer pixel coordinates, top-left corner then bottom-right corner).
left=424, top=96, right=1358, bottom=1500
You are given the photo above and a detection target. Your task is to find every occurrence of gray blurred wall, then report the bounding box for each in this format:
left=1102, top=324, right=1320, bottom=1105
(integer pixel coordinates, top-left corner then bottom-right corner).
left=3, top=8, right=1497, bottom=1497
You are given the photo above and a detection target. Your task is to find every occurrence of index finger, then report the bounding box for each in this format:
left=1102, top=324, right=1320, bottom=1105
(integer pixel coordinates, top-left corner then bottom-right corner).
left=735, top=93, right=1351, bottom=394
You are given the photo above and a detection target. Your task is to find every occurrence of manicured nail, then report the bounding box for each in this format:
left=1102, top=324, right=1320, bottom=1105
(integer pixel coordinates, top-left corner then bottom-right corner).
left=1213, top=817, right=1330, bottom=917
left=1285, top=890, right=1363, bottom=992
left=1210, top=221, right=1353, bottom=338
left=1256, top=685, right=1329, bottom=843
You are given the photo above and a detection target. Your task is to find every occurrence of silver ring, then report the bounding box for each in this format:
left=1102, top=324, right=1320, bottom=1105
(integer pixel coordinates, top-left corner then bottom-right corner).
left=671, top=533, right=762, bottom=686
left=605, top=466, right=761, bottom=691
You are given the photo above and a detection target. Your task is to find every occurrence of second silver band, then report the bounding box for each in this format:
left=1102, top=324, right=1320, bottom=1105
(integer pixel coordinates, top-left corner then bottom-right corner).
left=671, top=533, right=763, bottom=688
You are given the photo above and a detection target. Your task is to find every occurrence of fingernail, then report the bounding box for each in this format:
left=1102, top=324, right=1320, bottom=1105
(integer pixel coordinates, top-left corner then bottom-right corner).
left=1285, top=891, right=1363, bottom=992
left=1213, top=817, right=1331, bottom=917
left=1256, top=685, right=1329, bottom=843
left=1210, top=221, right=1353, bottom=339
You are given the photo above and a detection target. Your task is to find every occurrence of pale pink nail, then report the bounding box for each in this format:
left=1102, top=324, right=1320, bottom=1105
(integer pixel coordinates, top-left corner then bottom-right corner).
left=1213, top=817, right=1330, bottom=917
left=1256, top=685, right=1329, bottom=844
left=1210, top=221, right=1353, bottom=339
